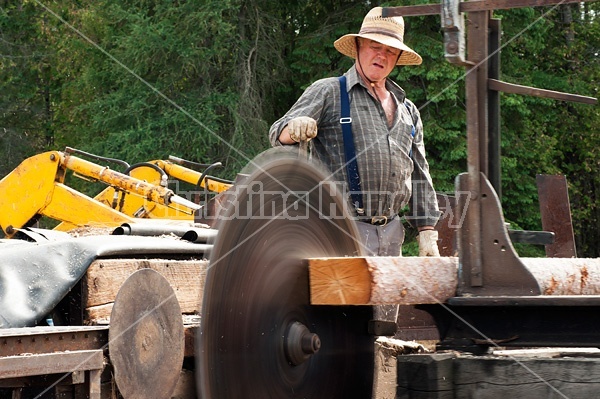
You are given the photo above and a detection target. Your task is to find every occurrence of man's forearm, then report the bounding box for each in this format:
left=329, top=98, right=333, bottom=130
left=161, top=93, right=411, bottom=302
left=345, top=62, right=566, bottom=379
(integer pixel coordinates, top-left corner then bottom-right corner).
left=278, top=125, right=296, bottom=145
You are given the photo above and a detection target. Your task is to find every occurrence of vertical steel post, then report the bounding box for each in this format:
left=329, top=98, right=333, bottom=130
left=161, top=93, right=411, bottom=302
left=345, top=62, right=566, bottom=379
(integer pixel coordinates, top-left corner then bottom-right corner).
left=488, top=18, right=502, bottom=201
left=464, top=11, right=489, bottom=287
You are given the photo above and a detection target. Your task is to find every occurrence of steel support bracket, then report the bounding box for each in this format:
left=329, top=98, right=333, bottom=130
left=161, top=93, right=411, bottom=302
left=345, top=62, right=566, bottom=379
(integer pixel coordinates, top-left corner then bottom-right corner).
left=456, top=172, right=541, bottom=296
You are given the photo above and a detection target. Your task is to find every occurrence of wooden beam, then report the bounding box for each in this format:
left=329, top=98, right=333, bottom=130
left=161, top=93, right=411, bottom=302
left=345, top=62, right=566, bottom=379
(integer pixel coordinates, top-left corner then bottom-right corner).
left=83, top=259, right=208, bottom=323
left=489, top=79, right=597, bottom=104
left=397, top=352, right=600, bottom=397
left=383, top=0, right=590, bottom=17
left=308, top=257, right=458, bottom=305
left=0, top=350, right=103, bottom=379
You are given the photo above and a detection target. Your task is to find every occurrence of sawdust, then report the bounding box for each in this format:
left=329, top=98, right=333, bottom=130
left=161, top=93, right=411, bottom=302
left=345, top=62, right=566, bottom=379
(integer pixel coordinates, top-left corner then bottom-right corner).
left=67, top=226, right=115, bottom=237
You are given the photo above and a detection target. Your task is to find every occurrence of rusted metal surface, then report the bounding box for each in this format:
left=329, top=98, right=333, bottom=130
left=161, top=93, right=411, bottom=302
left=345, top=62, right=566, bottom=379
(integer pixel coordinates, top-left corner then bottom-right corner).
left=109, top=269, right=184, bottom=399
left=427, top=294, right=600, bottom=350
left=395, top=305, right=440, bottom=342
left=0, top=326, right=108, bottom=357
left=488, top=18, right=502, bottom=199
left=537, top=174, right=577, bottom=258
left=470, top=12, right=490, bottom=178
left=463, top=9, right=491, bottom=287
left=435, top=193, right=457, bottom=257
left=458, top=174, right=542, bottom=295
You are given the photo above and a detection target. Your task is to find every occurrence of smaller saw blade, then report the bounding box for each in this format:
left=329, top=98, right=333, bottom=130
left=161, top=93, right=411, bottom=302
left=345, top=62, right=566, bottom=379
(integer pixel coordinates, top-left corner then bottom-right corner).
left=197, top=149, right=374, bottom=398
left=109, top=268, right=184, bottom=399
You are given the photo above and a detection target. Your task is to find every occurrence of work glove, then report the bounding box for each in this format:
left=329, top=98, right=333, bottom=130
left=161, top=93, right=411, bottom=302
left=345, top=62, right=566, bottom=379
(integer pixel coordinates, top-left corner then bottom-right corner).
left=287, top=116, right=317, bottom=143
left=417, top=230, right=440, bottom=257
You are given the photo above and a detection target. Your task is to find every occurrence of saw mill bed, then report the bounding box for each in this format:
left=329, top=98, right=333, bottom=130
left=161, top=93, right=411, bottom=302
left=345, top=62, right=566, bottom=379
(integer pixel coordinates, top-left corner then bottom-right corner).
left=3, top=259, right=600, bottom=398
left=0, top=257, right=209, bottom=399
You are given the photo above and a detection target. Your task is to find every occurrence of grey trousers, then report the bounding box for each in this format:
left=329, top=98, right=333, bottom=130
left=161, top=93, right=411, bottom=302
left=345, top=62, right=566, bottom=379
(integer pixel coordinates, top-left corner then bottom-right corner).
left=356, top=216, right=404, bottom=326
left=355, top=216, right=404, bottom=256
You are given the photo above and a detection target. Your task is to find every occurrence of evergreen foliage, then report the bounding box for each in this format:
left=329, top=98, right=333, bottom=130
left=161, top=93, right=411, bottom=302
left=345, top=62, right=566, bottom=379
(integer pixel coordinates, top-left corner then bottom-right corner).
left=0, top=0, right=597, bottom=256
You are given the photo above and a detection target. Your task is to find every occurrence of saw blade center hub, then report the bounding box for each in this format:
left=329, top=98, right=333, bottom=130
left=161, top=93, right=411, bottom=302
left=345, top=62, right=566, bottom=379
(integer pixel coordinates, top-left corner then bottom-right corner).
left=284, top=321, right=321, bottom=366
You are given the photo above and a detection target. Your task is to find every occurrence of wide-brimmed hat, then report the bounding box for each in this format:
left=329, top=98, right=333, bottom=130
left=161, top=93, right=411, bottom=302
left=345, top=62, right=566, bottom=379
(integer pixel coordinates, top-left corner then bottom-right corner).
left=334, top=7, right=422, bottom=66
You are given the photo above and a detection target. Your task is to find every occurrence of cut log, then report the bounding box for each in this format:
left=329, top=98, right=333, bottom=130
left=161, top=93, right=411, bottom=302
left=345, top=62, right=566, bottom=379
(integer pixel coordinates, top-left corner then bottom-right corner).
left=309, top=257, right=458, bottom=305
left=309, top=256, right=600, bottom=305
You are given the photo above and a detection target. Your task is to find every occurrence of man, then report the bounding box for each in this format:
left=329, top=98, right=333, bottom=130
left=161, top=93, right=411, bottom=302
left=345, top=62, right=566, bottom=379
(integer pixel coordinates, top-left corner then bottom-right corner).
left=269, top=6, right=440, bottom=258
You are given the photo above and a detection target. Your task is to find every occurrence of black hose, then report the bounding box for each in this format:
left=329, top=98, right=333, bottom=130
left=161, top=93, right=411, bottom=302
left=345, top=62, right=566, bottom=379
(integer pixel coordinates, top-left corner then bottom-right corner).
left=123, top=162, right=168, bottom=184
left=64, top=146, right=130, bottom=169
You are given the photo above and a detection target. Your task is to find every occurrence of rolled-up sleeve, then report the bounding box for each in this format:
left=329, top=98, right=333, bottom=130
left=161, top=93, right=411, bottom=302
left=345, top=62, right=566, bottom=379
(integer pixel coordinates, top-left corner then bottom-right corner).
left=269, top=82, right=330, bottom=146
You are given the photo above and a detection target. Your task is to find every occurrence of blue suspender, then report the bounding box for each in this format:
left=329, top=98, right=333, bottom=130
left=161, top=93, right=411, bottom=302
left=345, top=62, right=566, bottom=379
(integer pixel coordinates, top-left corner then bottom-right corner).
left=338, top=76, right=364, bottom=215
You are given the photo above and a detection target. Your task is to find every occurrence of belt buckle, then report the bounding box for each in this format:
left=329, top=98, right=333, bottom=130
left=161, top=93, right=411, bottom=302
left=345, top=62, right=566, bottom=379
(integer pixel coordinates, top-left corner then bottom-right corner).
left=371, top=216, right=388, bottom=226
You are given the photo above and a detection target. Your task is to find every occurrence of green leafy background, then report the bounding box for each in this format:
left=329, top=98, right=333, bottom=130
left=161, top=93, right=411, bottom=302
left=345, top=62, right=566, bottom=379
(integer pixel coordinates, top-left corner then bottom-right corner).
left=0, top=0, right=598, bottom=257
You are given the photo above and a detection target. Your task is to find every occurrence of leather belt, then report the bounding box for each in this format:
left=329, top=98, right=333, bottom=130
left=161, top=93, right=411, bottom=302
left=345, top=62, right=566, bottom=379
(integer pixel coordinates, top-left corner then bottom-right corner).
left=358, top=215, right=391, bottom=226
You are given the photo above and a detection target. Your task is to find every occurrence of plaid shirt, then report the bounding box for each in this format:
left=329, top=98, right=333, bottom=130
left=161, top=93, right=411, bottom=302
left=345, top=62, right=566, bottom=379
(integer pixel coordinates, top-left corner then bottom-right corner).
left=269, top=66, right=440, bottom=227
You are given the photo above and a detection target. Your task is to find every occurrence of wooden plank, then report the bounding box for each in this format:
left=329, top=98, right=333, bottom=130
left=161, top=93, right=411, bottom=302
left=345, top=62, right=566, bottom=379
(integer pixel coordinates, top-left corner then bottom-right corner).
left=0, top=350, right=103, bottom=379
left=493, top=347, right=600, bottom=357
left=454, top=355, right=600, bottom=398
left=0, top=325, right=108, bottom=337
left=83, top=259, right=208, bottom=316
left=89, top=369, right=101, bottom=399
left=308, top=257, right=458, bottom=305
left=489, top=79, right=597, bottom=104
left=397, top=352, right=600, bottom=398
left=374, top=338, right=429, bottom=398
left=396, top=353, right=456, bottom=398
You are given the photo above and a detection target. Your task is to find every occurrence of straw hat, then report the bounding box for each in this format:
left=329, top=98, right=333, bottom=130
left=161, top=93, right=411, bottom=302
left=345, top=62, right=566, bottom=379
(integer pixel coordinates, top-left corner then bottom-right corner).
left=334, top=7, right=422, bottom=66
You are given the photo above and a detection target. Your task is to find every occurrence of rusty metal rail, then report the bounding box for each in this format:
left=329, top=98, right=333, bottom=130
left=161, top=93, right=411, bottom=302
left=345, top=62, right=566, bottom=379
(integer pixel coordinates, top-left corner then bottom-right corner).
left=0, top=326, right=108, bottom=357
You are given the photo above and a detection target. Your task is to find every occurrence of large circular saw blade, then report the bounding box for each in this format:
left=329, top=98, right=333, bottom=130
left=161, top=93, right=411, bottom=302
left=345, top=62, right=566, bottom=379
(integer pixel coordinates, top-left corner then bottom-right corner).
left=197, top=150, right=374, bottom=398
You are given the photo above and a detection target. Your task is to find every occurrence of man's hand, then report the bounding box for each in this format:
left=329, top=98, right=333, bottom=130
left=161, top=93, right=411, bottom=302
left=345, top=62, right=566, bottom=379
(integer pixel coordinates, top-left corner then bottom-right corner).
left=287, top=116, right=317, bottom=143
left=417, top=230, right=440, bottom=257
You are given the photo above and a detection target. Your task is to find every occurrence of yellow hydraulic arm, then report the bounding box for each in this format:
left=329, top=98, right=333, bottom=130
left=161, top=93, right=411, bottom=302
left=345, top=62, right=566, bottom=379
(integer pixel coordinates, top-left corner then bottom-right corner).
left=89, top=156, right=232, bottom=225
left=0, top=149, right=225, bottom=238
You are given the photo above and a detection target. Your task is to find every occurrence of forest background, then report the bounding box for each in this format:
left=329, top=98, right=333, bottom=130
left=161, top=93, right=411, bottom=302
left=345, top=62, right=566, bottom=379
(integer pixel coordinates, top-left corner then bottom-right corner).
left=0, top=0, right=598, bottom=257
